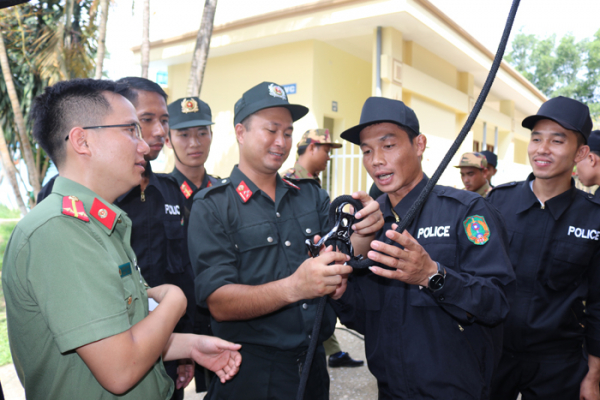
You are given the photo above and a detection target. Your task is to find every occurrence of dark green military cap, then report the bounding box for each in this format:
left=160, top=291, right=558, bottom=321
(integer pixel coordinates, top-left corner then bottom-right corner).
left=234, top=82, right=308, bottom=125
left=168, top=97, right=214, bottom=130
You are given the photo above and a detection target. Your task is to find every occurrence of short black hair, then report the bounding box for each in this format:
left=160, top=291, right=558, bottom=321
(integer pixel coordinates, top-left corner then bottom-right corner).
left=240, top=114, right=254, bottom=131
left=116, top=77, right=167, bottom=106
left=591, top=150, right=600, bottom=158
left=399, top=124, right=419, bottom=142
left=297, top=143, right=325, bottom=156
left=31, top=78, right=126, bottom=168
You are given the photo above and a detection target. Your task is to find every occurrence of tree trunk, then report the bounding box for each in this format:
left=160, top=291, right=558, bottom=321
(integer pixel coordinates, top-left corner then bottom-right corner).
left=0, top=30, right=41, bottom=197
left=186, top=0, right=218, bottom=97
left=141, top=0, right=150, bottom=79
left=94, top=0, right=109, bottom=79
left=0, top=125, right=28, bottom=215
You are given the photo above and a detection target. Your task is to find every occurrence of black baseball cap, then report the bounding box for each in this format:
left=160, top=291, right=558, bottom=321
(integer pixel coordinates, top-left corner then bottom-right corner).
left=588, top=130, right=600, bottom=152
left=522, top=96, right=592, bottom=142
left=168, top=97, right=214, bottom=130
left=340, top=97, right=420, bottom=145
left=480, top=150, right=497, bottom=168
left=234, top=82, right=308, bottom=125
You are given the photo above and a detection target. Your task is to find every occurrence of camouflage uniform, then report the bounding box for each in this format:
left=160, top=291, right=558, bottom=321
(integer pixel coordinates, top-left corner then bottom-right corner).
left=455, top=152, right=492, bottom=198
left=282, top=128, right=341, bottom=186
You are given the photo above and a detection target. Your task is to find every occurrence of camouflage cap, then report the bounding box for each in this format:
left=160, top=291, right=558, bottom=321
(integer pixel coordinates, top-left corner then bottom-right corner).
left=455, top=152, right=488, bottom=169
left=297, top=129, right=342, bottom=148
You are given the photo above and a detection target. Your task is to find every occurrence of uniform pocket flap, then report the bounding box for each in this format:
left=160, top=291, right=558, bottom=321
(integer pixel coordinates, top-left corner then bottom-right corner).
left=233, top=222, right=278, bottom=252
left=297, top=211, right=322, bottom=237
left=546, top=240, right=593, bottom=291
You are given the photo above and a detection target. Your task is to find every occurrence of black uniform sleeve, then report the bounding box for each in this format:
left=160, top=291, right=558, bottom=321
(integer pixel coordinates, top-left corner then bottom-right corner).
left=585, top=245, right=600, bottom=357
left=428, top=197, right=515, bottom=326
left=188, top=194, right=239, bottom=308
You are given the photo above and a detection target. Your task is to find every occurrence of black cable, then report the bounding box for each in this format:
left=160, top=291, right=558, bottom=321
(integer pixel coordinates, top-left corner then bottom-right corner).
left=349, top=0, right=522, bottom=270
left=296, top=296, right=327, bottom=400
left=296, top=195, right=363, bottom=400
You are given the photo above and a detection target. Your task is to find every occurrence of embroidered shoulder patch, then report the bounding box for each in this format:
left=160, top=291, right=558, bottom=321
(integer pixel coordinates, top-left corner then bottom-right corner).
left=463, top=215, right=490, bottom=245
left=61, top=196, right=89, bottom=222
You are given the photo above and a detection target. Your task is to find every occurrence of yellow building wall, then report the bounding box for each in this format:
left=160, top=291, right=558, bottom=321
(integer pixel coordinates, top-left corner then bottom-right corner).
left=166, top=41, right=315, bottom=178
left=513, top=139, right=529, bottom=165
left=310, top=41, right=372, bottom=196
left=164, top=40, right=372, bottom=182
left=404, top=41, right=457, bottom=89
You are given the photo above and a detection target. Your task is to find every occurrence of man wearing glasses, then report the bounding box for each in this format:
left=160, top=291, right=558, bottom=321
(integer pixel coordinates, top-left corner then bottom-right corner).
left=2, top=78, right=241, bottom=399
left=114, top=77, right=198, bottom=400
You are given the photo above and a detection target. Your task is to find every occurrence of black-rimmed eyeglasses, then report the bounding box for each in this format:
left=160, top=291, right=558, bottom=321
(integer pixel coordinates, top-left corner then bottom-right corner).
left=65, top=123, right=143, bottom=141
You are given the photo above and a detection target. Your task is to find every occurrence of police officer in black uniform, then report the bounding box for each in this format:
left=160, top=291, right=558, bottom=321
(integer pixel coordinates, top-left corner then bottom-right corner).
left=114, top=77, right=196, bottom=400
left=480, top=150, right=498, bottom=187
left=166, top=96, right=219, bottom=223
left=330, top=97, right=515, bottom=399
left=488, top=97, right=600, bottom=400
left=165, top=97, right=220, bottom=392
left=188, top=81, right=383, bottom=399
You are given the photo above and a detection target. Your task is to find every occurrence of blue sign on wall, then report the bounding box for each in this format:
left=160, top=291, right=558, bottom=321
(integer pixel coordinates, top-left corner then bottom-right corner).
left=283, top=84, right=297, bottom=95
left=156, top=71, right=168, bottom=85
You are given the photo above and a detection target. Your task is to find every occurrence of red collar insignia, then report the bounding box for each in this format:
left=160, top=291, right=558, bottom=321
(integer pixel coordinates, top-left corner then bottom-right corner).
left=207, top=180, right=213, bottom=188
left=236, top=181, right=253, bottom=203
left=90, top=198, right=117, bottom=229
left=282, top=179, right=300, bottom=190
left=180, top=181, right=193, bottom=199
left=61, top=196, right=89, bottom=222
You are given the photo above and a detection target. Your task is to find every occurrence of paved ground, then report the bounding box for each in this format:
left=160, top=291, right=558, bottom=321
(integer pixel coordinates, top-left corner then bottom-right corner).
left=0, top=325, right=377, bottom=399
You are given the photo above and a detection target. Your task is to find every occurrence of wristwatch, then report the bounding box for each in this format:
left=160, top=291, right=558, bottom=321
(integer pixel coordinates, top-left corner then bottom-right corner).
left=427, top=262, right=446, bottom=292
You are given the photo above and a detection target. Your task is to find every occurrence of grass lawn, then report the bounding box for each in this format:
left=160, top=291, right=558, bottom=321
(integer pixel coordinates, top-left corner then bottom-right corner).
left=0, top=204, right=20, bottom=366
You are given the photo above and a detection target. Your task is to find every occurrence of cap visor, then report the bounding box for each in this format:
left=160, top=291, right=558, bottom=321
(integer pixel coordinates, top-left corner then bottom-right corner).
left=341, top=120, right=415, bottom=145
left=522, top=115, right=579, bottom=134
left=0, top=0, right=30, bottom=8
left=170, top=120, right=214, bottom=130
left=235, top=98, right=308, bottom=125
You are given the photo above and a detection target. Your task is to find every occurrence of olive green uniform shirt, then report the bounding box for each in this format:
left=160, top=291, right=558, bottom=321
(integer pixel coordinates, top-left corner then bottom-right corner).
left=2, top=177, right=172, bottom=400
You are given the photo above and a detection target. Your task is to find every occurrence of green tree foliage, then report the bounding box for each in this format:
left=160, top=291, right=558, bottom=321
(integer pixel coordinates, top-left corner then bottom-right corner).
left=505, top=29, right=600, bottom=120
left=0, top=0, right=101, bottom=193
